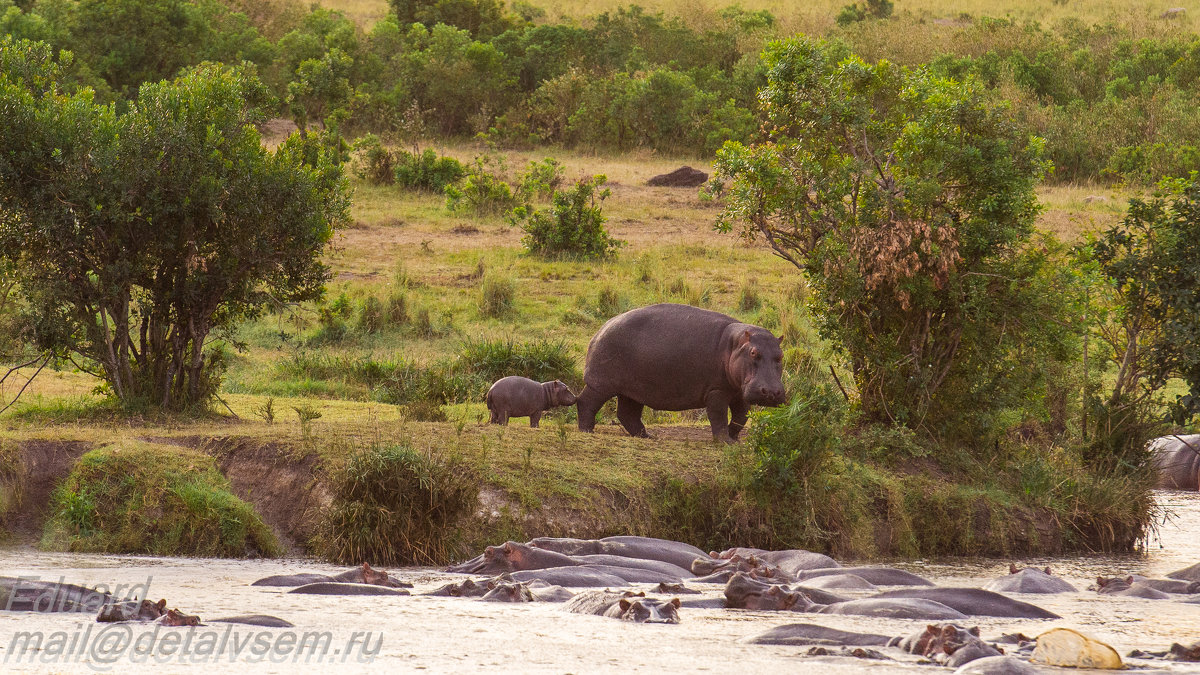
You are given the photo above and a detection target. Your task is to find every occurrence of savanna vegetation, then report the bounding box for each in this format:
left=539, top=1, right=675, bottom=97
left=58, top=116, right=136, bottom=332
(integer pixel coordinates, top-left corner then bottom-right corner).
left=1, top=0, right=1198, bottom=562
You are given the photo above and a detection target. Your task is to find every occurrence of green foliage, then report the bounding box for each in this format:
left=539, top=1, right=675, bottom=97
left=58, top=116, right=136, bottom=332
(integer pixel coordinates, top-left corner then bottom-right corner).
left=516, top=175, right=623, bottom=260
left=516, top=157, right=564, bottom=201
left=42, top=442, right=281, bottom=557
left=390, top=0, right=519, bottom=40
left=713, top=38, right=1072, bottom=440
left=356, top=295, right=386, bottom=333
left=394, top=148, right=467, bottom=193
left=836, top=0, right=894, bottom=26
left=0, top=46, right=349, bottom=411
left=318, top=443, right=478, bottom=564
left=351, top=133, right=394, bottom=185
left=458, top=337, right=579, bottom=386
left=746, top=365, right=847, bottom=495
left=445, top=152, right=522, bottom=216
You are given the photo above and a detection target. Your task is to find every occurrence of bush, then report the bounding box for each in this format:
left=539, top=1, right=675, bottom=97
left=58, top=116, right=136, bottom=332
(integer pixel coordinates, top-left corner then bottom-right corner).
left=445, top=153, right=523, bottom=217
left=459, top=337, right=579, bottom=385
left=42, top=442, right=281, bottom=557
left=318, top=443, right=478, bottom=564
left=517, top=175, right=623, bottom=259
left=356, top=295, right=385, bottom=333
left=746, top=367, right=847, bottom=496
left=478, top=273, right=516, bottom=318
left=351, top=134, right=395, bottom=185
left=516, top=157, right=564, bottom=201
left=394, top=149, right=467, bottom=193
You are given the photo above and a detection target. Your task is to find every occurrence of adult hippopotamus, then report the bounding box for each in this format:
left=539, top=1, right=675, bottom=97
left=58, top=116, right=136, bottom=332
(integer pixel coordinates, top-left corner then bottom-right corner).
left=565, top=590, right=682, bottom=623
left=288, top=582, right=411, bottom=596
left=97, top=599, right=166, bottom=622
left=481, top=582, right=536, bottom=603
left=210, top=615, right=295, bottom=627
left=712, top=547, right=838, bottom=575
left=872, top=588, right=1060, bottom=619
left=0, top=577, right=111, bottom=613
left=509, top=567, right=629, bottom=587
left=1150, top=434, right=1200, bottom=490
left=447, top=541, right=579, bottom=574
left=576, top=304, right=785, bottom=441
left=744, top=623, right=891, bottom=647
left=1094, top=576, right=1171, bottom=599
left=1168, top=562, right=1200, bottom=582
left=894, top=624, right=1003, bottom=667
left=485, top=377, right=577, bottom=427
left=796, top=566, right=934, bottom=587
left=529, top=535, right=709, bottom=570
left=983, top=565, right=1076, bottom=594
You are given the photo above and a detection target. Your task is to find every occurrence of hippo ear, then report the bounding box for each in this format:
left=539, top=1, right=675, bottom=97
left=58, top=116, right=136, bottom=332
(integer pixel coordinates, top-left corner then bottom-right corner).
left=1009, top=563, right=1019, bottom=574
left=155, top=599, right=167, bottom=611
left=1125, top=576, right=1134, bottom=584
left=926, top=624, right=940, bottom=634
left=969, top=627, right=981, bottom=637
left=739, top=329, right=753, bottom=345
left=619, top=599, right=632, bottom=611
left=670, top=598, right=681, bottom=608
left=1044, top=567, right=1052, bottom=575
left=1096, top=576, right=1105, bottom=586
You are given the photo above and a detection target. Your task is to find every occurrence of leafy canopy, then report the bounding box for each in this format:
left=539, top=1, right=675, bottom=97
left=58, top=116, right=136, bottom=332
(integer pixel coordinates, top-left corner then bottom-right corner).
left=712, top=37, right=1071, bottom=439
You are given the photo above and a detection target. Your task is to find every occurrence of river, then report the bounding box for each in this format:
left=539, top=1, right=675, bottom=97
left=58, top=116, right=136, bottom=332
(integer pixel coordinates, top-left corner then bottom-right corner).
left=1, top=491, right=1197, bottom=673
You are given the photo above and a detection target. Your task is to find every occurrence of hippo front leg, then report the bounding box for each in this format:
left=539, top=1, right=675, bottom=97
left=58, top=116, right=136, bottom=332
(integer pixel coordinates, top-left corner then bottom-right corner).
left=705, top=391, right=734, bottom=443
left=529, top=411, right=542, bottom=428
left=576, top=386, right=607, bottom=433
left=728, top=399, right=749, bottom=441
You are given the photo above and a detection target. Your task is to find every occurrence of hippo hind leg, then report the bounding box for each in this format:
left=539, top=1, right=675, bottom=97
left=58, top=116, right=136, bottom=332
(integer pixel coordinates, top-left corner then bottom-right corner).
left=576, top=386, right=608, bottom=433
left=617, top=395, right=650, bottom=438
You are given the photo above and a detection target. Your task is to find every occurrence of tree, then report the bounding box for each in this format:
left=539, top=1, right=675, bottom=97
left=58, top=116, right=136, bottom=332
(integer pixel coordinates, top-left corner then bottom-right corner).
left=711, top=38, right=1070, bottom=439
left=1084, top=177, right=1200, bottom=465
left=0, top=39, right=350, bottom=410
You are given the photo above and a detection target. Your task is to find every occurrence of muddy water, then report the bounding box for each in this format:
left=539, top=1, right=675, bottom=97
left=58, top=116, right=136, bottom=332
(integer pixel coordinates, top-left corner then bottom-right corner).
left=1, top=491, right=1198, bottom=673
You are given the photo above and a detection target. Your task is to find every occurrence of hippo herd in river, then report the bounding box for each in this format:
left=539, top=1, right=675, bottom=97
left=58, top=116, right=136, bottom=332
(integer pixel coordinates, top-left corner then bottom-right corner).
left=7, top=535, right=1199, bottom=671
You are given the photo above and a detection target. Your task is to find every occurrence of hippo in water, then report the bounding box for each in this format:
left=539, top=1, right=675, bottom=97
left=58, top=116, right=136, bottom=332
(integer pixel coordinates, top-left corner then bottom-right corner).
left=447, top=541, right=579, bottom=575
left=485, top=377, right=577, bottom=427
left=158, top=608, right=202, bottom=627
left=529, top=535, right=709, bottom=570
left=576, top=304, right=785, bottom=441
left=1149, top=434, right=1200, bottom=490
left=744, top=623, right=891, bottom=647
left=893, top=624, right=1003, bottom=667
left=1094, top=576, right=1171, bottom=599
left=565, top=590, right=681, bottom=623
left=983, top=565, right=1075, bottom=594
left=871, top=588, right=1060, bottom=619
left=97, top=599, right=166, bottom=622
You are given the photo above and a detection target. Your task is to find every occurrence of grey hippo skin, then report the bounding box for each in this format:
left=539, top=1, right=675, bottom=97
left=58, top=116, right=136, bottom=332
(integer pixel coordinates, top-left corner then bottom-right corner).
left=572, top=554, right=692, bottom=578
left=485, top=377, right=577, bottom=427
left=565, top=590, right=682, bottom=623
left=872, top=588, right=1060, bottom=619
left=251, top=573, right=335, bottom=587
left=804, top=596, right=967, bottom=621
left=288, top=582, right=411, bottom=596
left=529, top=536, right=709, bottom=570
left=481, top=582, right=535, bottom=603
left=210, top=615, right=295, bottom=627
left=1168, top=562, right=1200, bottom=582
left=0, top=577, right=111, bottom=613
left=983, top=565, right=1076, bottom=594
left=796, top=566, right=934, bottom=587
left=744, top=623, right=891, bottom=647
left=1094, top=576, right=1171, bottom=599
left=801, top=574, right=878, bottom=591
left=447, top=541, right=579, bottom=574
left=1150, top=434, right=1200, bottom=490
left=576, top=304, right=785, bottom=441
left=953, top=656, right=1042, bottom=674
left=97, top=599, right=166, bottom=622
left=510, top=567, right=629, bottom=587
left=713, top=547, right=838, bottom=576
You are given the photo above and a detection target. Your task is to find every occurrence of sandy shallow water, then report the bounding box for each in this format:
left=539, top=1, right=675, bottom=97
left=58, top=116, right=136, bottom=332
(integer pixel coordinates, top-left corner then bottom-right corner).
left=0, top=490, right=1198, bottom=673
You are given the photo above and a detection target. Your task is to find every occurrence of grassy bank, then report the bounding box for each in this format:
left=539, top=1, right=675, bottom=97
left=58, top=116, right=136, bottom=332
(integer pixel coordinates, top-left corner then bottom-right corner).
left=0, top=145, right=1156, bottom=561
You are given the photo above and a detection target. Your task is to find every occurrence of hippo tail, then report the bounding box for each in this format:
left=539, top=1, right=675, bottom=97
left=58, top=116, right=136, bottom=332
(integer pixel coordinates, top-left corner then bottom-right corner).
left=485, top=389, right=494, bottom=411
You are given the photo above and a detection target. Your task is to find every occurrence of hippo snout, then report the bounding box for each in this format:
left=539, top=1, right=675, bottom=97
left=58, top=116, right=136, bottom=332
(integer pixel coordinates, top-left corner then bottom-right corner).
left=753, top=386, right=786, bottom=406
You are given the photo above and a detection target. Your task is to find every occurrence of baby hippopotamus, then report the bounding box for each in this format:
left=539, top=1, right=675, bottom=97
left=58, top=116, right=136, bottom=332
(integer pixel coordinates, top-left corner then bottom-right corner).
left=486, top=376, right=577, bottom=427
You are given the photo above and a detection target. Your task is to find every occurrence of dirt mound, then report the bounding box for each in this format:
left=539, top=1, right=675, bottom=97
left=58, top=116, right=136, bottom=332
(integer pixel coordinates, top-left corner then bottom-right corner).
left=647, top=166, right=708, bottom=187
left=7, top=440, right=92, bottom=537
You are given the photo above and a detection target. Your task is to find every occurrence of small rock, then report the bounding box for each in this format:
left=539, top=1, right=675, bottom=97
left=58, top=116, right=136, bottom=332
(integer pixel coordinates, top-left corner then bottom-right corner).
left=647, top=166, right=708, bottom=187
left=1031, top=628, right=1123, bottom=669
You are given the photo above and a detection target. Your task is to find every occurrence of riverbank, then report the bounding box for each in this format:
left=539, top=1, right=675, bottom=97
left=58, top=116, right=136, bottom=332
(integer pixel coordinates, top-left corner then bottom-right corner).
left=0, top=393, right=1156, bottom=562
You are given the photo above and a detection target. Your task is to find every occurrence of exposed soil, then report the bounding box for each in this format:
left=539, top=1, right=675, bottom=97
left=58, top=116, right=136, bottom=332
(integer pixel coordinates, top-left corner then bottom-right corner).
left=8, top=440, right=93, bottom=538
left=144, top=436, right=331, bottom=555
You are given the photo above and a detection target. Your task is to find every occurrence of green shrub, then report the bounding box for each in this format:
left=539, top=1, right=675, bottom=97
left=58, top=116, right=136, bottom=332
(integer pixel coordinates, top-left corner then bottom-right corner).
left=516, top=157, right=564, bottom=201
left=318, top=443, right=478, bottom=565
left=747, top=369, right=847, bottom=496
left=42, top=442, right=281, bottom=557
left=517, top=175, right=623, bottom=259
left=478, top=273, right=516, bottom=318
left=394, top=149, right=467, bottom=193
left=351, top=134, right=395, bottom=185
left=445, top=153, right=522, bottom=216
left=459, top=337, right=579, bottom=385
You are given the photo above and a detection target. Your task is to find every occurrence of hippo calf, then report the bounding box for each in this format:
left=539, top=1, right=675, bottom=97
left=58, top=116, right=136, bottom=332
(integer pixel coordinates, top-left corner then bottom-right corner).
left=577, top=304, right=785, bottom=441
left=486, top=377, right=577, bottom=427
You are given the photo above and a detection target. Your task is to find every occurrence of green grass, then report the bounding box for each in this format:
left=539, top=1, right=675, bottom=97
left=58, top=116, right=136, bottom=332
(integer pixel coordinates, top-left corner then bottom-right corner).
left=40, top=441, right=282, bottom=558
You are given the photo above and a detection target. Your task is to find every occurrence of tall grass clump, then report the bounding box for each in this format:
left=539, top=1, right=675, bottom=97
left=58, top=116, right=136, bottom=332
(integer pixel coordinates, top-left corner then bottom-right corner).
left=41, top=442, right=281, bottom=557
left=317, top=444, right=478, bottom=565
left=459, top=337, right=579, bottom=385
left=478, top=273, right=517, bottom=318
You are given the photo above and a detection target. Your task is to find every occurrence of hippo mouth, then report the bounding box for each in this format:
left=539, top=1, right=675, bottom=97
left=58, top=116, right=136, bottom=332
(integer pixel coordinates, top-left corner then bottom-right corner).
left=745, top=389, right=787, bottom=407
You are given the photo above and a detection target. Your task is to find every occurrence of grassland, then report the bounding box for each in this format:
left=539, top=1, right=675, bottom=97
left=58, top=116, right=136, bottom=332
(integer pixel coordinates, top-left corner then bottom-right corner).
left=0, top=137, right=1151, bottom=561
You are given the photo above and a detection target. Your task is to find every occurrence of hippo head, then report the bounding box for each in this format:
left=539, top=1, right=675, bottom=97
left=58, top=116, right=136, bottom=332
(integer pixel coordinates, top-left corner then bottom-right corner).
left=617, top=597, right=681, bottom=624
left=482, top=542, right=525, bottom=572
left=935, top=625, right=982, bottom=655
left=725, top=572, right=801, bottom=611
left=481, top=582, right=534, bottom=603
left=97, top=598, right=166, bottom=623
left=1168, top=641, right=1200, bottom=662
left=359, top=562, right=392, bottom=586
left=140, top=599, right=167, bottom=621
left=729, top=328, right=786, bottom=406
left=160, top=609, right=201, bottom=627
left=543, top=381, right=578, bottom=408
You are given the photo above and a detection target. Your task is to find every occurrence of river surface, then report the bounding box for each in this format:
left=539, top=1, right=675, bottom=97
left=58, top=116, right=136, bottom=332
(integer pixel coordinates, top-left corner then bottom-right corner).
left=0, top=491, right=1198, bottom=674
